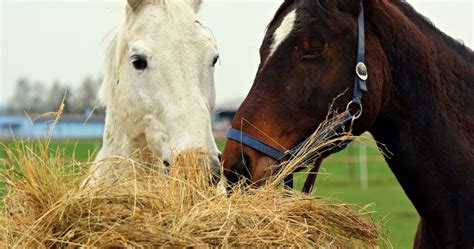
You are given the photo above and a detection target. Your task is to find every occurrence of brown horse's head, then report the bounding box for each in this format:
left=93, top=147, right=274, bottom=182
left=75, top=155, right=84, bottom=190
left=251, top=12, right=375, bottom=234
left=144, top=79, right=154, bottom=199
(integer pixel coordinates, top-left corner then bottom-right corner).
left=222, top=0, right=391, bottom=186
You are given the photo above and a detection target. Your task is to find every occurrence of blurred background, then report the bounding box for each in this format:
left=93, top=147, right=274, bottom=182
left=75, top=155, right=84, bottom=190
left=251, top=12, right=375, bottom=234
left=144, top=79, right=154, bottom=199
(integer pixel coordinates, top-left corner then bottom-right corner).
left=1, top=0, right=472, bottom=247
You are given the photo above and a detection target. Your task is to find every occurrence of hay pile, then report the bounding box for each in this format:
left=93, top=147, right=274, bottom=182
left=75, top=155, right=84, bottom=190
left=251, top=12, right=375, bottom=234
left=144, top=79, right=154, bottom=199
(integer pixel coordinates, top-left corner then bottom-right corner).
left=0, top=114, right=380, bottom=247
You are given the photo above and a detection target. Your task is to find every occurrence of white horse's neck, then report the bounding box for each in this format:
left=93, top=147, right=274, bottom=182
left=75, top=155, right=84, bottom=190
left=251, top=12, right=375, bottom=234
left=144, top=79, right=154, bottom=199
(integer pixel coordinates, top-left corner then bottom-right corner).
left=96, top=108, right=137, bottom=160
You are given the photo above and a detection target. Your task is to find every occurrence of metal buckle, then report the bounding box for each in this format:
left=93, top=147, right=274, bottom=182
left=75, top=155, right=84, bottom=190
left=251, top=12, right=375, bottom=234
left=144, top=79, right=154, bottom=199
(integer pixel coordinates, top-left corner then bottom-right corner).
left=346, top=100, right=363, bottom=120
left=356, top=62, right=368, bottom=81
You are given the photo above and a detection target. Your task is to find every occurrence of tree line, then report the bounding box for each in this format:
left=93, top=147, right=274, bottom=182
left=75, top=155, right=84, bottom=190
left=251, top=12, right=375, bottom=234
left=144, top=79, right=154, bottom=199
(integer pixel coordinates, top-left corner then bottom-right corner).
left=6, top=76, right=104, bottom=115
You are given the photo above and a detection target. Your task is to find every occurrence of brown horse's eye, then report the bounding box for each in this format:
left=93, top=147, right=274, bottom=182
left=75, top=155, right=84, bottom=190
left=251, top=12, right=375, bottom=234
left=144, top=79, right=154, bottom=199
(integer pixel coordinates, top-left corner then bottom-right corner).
left=300, top=53, right=322, bottom=61
left=300, top=44, right=327, bottom=61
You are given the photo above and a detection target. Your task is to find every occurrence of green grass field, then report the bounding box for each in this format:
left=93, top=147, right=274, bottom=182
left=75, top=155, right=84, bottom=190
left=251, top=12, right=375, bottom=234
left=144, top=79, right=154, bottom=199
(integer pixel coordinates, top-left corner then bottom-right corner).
left=0, top=139, right=418, bottom=248
left=298, top=145, right=418, bottom=248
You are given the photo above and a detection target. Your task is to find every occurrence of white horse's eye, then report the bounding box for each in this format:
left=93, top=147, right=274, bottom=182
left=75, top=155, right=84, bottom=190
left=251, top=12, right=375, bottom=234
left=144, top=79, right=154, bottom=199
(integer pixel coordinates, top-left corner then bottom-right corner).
left=131, top=55, right=148, bottom=71
left=212, top=55, right=219, bottom=67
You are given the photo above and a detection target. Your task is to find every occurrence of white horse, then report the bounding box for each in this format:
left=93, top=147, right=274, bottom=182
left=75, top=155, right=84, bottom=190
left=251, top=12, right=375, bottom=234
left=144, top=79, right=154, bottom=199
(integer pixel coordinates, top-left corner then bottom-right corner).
left=88, top=0, right=220, bottom=185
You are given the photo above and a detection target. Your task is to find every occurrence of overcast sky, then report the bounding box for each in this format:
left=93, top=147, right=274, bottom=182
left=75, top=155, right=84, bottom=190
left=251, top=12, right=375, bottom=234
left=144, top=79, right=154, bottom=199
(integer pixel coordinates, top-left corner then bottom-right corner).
left=1, top=0, right=472, bottom=106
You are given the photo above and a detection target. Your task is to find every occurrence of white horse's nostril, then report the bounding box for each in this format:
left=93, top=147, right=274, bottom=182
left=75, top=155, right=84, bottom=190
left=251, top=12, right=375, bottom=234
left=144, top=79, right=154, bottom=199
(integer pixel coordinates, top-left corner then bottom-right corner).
left=216, top=179, right=228, bottom=195
left=211, top=156, right=221, bottom=170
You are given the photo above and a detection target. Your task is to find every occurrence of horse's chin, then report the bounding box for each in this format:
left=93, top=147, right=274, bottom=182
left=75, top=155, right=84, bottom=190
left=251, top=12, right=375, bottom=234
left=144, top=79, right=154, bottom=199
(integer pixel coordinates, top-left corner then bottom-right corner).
left=251, top=155, right=277, bottom=184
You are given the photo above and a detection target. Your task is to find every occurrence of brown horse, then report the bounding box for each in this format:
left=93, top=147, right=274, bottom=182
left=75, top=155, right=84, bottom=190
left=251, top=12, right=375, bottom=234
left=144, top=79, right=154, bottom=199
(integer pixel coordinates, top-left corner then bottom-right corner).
left=221, top=0, right=474, bottom=248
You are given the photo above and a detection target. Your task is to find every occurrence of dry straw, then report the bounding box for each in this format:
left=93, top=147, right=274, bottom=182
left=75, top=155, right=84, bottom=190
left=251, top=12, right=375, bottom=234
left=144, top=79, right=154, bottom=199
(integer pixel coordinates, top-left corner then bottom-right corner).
left=0, top=109, right=380, bottom=248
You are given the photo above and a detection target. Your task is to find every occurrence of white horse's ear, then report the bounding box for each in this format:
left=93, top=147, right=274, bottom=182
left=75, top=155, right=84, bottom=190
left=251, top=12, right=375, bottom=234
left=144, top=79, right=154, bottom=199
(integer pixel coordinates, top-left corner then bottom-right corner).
left=184, top=0, right=203, bottom=13
left=127, top=0, right=141, bottom=11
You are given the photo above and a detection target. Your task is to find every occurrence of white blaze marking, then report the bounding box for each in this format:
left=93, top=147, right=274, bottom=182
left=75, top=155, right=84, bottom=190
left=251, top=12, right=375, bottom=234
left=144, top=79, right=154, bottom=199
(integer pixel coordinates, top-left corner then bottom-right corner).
left=268, top=9, right=297, bottom=59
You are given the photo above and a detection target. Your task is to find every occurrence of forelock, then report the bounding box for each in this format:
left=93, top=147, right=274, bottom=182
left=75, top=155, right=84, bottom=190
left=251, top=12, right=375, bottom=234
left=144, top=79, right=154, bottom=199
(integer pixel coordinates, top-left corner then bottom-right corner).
left=269, top=0, right=332, bottom=30
left=268, top=0, right=296, bottom=29
left=129, top=0, right=196, bottom=21
left=303, top=0, right=331, bottom=17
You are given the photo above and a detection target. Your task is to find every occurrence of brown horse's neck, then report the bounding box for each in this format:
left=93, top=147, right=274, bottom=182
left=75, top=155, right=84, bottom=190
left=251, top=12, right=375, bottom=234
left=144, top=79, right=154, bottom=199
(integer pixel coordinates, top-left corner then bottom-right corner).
left=366, top=1, right=474, bottom=247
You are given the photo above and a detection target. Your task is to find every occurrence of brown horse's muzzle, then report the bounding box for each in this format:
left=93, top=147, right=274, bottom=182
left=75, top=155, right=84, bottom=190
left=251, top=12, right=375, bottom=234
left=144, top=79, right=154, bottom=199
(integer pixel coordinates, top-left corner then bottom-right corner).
left=223, top=138, right=330, bottom=192
left=222, top=139, right=279, bottom=187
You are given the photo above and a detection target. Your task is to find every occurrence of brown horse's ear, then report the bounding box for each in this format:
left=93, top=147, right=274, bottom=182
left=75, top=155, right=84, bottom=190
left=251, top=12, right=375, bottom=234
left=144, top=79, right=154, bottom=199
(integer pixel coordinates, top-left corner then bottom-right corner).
left=127, top=0, right=141, bottom=11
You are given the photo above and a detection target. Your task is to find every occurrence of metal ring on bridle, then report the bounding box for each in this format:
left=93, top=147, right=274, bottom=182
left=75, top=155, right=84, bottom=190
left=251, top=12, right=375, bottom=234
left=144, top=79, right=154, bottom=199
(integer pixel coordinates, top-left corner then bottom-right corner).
left=356, top=62, right=368, bottom=81
left=346, top=100, right=363, bottom=120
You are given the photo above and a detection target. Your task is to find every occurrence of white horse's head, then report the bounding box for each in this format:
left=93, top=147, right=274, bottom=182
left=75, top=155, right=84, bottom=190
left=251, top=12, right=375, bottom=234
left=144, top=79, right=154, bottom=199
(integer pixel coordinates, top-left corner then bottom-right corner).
left=99, top=0, right=220, bottom=173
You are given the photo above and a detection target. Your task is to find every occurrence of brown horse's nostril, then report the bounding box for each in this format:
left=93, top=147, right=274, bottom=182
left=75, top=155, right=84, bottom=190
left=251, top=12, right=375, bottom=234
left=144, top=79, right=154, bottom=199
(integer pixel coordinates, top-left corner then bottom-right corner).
left=218, top=153, right=222, bottom=162
left=224, top=153, right=252, bottom=186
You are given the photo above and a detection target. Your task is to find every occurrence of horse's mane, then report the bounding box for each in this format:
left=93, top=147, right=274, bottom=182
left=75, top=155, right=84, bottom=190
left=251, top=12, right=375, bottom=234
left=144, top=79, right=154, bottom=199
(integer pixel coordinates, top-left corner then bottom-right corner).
left=303, top=0, right=330, bottom=17
left=297, top=0, right=473, bottom=59
left=391, top=0, right=473, bottom=60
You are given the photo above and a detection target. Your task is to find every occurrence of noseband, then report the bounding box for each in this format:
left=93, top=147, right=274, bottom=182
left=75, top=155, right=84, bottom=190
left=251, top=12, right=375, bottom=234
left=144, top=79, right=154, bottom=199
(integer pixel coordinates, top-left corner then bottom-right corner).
left=227, top=0, right=368, bottom=190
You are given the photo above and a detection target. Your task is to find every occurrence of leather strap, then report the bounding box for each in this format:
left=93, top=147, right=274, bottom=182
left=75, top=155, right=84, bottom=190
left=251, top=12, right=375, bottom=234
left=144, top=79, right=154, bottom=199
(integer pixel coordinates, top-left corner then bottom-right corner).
left=353, top=0, right=368, bottom=104
left=227, top=128, right=288, bottom=160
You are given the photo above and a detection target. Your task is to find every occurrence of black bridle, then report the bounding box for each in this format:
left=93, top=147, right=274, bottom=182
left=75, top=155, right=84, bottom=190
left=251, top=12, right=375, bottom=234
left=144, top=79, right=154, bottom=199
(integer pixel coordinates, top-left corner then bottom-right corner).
left=227, top=0, right=368, bottom=190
